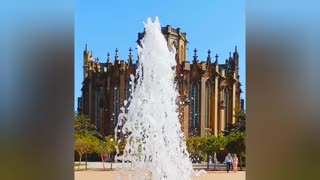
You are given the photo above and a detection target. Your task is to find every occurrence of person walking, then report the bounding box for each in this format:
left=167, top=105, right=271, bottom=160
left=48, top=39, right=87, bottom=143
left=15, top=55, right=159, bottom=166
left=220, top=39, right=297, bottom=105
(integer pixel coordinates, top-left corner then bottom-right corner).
left=232, top=154, right=239, bottom=173
left=224, top=153, right=233, bottom=173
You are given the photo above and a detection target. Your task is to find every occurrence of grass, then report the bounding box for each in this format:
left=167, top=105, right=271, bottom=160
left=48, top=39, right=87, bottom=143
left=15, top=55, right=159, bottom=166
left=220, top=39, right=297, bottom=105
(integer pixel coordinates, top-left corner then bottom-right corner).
left=74, top=163, right=85, bottom=167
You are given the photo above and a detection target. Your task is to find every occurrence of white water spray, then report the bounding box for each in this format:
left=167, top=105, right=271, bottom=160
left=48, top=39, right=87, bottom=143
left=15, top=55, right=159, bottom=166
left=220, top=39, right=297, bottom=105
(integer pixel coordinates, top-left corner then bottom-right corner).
left=115, top=17, right=194, bottom=180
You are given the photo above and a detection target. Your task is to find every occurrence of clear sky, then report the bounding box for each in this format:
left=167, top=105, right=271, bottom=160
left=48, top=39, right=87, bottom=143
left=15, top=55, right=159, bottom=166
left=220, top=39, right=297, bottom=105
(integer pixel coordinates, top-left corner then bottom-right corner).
left=75, top=0, right=246, bottom=111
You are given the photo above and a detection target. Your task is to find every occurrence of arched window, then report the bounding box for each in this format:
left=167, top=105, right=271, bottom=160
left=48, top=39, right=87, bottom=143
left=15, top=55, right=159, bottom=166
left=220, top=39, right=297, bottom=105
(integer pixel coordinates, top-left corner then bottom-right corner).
left=206, top=82, right=211, bottom=128
left=114, top=84, right=120, bottom=127
left=125, top=81, right=132, bottom=107
left=224, top=89, right=229, bottom=130
left=95, top=89, right=100, bottom=131
left=190, top=81, right=200, bottom=135
left=180, top=45, right=184, bottom=61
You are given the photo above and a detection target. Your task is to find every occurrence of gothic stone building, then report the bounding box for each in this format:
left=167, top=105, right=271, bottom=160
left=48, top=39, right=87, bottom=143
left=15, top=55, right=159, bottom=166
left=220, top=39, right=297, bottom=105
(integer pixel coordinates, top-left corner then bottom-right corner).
left=77, top=25, right=243, bottom=138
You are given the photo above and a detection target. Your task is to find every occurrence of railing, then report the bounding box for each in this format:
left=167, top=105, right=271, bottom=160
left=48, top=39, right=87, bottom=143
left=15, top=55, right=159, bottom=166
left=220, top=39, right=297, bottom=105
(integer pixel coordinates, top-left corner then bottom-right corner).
left=192, top=163, right=246, bottom=170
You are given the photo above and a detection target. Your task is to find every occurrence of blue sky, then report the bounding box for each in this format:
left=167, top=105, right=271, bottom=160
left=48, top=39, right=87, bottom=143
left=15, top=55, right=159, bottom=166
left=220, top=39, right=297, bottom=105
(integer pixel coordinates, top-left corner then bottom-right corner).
left=75, top=0, right=246, bottom=111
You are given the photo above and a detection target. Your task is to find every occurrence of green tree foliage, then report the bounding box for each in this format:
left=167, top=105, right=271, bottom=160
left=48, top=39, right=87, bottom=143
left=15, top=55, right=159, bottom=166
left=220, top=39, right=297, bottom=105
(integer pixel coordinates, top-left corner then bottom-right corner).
left=74, top=114, right=101, bottom=170
left=186, top=137, right=207, bottom=163
left=236, top=110, right=246, bottom=132
left=202, top=135, right=227, bottom=169
left=205, top=135, right=227, bottom=155
left=225, top=132, right=246, bottom=170
left=224, top=110, right=246, bottom=136
left=185, top=134, right=246, bottom=171
left=95, top=136, right=116, bottom=170
left=74, top=114, right=101, bottom=138
left=222, top=110, right=246, bottom=170
left=74, top=134, right=99, bottom=170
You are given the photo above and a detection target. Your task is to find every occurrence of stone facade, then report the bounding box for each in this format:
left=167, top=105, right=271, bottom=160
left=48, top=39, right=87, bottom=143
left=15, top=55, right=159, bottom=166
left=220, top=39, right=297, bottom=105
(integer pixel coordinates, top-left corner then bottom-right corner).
left=77, top=25, right=243, bottom=137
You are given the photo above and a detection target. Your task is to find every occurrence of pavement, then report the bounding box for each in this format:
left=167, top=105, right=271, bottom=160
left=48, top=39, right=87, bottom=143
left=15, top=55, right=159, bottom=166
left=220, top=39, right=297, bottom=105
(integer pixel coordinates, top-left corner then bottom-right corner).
left=75, top=170, right=245, bottom=180
left=75, top=162, right=246, bottom=180
left=75, top=162, right=245, bottom=171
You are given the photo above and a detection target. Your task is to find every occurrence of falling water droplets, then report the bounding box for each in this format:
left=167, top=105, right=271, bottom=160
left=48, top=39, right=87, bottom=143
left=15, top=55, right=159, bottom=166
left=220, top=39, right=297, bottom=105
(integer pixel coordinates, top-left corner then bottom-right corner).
left=114, top=17, right=193, bottom=180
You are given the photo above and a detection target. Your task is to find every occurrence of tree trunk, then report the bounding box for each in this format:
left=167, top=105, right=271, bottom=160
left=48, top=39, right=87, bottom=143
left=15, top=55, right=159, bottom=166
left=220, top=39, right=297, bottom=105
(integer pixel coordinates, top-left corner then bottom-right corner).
left=109, top=154, right=113, bottom=169
left=101, top=154, right=105, bottom=170
left=110, top=154, right=113, bottom=170
left=239, top=152, right=243, bottom=171
left=85, top=154, right=87, bottom=170
left=78, top=154, right=82, bottom=170
left=207, top=153, right=209, bottom=169
left=213, top=152, right=217, bottom=171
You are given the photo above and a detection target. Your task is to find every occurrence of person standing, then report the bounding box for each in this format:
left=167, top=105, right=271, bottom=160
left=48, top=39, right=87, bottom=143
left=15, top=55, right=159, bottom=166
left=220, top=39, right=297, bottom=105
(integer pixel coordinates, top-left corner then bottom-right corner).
left=232, top=154, right=239, bottom=173
left=208, top=155, right=213, bottom=169
left=224, top=153, right=233, bottom=173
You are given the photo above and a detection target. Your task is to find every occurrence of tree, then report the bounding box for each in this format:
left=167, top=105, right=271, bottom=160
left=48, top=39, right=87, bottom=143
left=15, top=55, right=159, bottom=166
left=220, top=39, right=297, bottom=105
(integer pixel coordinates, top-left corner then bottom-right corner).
left=95, top=136, right=116, bottom=170
left=235, top=110, right=246, bottom=133
left=74, top=114, right=101, bottom=169
left=204, top=135, right=227, bottom=170
left=186, top=137, right=207, bottom=163
left=224, top=110, right=246, bottom=136
left=225, top=132, right=246, bottom=170
left=74, top=114, right=101, bottom=138
left=74, top=134, right=99, bottom=170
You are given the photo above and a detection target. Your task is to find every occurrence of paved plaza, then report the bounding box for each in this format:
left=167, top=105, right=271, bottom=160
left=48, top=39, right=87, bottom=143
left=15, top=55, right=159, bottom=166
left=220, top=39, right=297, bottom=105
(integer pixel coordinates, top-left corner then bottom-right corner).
left=75, top=170, right=245, bottom=180
left=74, top=162, right=245, bottom=180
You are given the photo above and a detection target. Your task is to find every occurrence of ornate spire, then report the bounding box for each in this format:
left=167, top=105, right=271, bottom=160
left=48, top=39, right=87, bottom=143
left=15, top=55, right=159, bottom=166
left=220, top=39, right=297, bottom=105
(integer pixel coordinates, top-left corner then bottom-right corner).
left=233, top=45, right=239, bottom=59
left=193, top=48, right=198, bottom=62
left=85, top=44, right=88, bottom=52
left=115, top=48, right=119, bottom=64
left=129, top=47, right=132, bottom=58
left=91, top=51, right=93, bottom=56
left=229, top=52, right=231, bottom=58
left=115, top=48, right=119, bottom=59
left=207, top=49, right=211, bottom=64
left=128, top=47, right=133, bottom=64
left=107, top=52, right=110, bottom=63
left=129, top=47, right=132, bottom=56
left=215, top=54, right=219, bottom=64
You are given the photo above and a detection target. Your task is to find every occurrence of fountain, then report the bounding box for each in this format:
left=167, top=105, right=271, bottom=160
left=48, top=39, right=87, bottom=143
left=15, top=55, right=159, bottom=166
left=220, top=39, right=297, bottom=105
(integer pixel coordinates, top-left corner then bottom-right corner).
left=114, top=17, right=199, bottom=180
